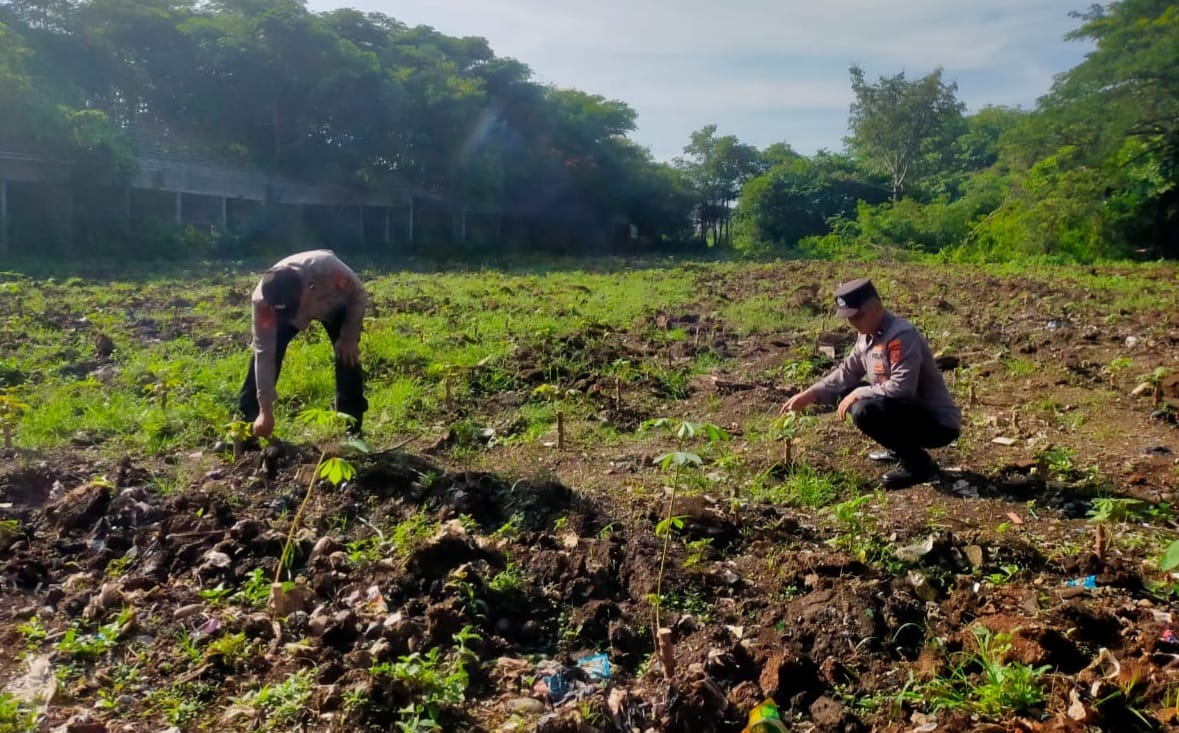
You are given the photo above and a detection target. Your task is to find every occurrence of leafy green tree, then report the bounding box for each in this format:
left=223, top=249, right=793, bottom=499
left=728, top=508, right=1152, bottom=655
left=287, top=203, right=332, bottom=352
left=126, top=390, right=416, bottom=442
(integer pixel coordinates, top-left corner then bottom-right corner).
left=955, top=106, right=1028, bottom=173
left=846, top=65, right=966, bottom=201
left=0, top=20, right=43, bottom=141
left=1043, top=0, right=1179, bottom=256
left=675, top=124, right=760, bottom=247
left=919, top=105, right=1030, bottom=199
left=734, top=151, right=887, bottom=253
left=0, top=0, right=697, bottom=256
left=179, top=0, right=382, bottom=172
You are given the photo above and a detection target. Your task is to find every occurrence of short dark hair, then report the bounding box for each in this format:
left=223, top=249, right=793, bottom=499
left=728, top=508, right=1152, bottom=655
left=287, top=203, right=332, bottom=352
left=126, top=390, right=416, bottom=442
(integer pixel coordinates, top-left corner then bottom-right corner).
left=260, top=266, right=303, bottom=313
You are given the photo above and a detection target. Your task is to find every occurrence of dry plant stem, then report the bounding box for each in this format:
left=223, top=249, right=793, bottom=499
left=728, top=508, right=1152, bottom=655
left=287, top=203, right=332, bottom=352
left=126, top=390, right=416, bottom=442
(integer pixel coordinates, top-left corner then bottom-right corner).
left=275, top=446, right=328, bottom=586
left=390, top=434, right=417, bottom=451
left=657, top=627, right=676, bottom=681
left=557, top=410, right=565, bottom=449
left=1094, top=524, right=1106, bottom=561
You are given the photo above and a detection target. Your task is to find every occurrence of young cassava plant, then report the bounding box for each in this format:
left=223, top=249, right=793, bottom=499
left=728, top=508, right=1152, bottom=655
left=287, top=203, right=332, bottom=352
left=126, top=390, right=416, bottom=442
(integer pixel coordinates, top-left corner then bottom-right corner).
left=770, top=411, right=815, bottom=467
left=640, top=417, right=729, bottom=680
left=270, top=408, right=370, bottom=616
left=0, top=390, right=28, bottom=451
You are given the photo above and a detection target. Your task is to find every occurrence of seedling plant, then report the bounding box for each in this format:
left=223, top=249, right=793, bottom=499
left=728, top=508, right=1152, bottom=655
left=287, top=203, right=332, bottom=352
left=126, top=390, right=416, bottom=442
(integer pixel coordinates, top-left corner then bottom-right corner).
left=271, top=408, right=369, bottom=611
left=639, top=417, right=729, bottom=677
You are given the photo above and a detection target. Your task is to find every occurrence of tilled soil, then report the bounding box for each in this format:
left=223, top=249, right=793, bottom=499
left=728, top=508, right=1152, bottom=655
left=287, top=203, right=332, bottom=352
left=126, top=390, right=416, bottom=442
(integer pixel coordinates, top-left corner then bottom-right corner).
left=2, top=261, right=1179, bottom=732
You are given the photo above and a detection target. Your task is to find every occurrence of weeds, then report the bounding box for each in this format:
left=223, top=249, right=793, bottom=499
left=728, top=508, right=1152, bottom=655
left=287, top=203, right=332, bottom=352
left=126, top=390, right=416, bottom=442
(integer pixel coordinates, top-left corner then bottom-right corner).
left=445, top=568, right=489, bottom=621
left=752, top=464, right=847, bottom=508
left=828, top=494, right=881, bottom=560
left=0, top=518, right=21, bottom=548
left=682, top=538, right=714, bottom=569
left=205, top=632, right=251, bottom=667
left=229, top=668, right=314, bottom=731
left=392, top=512, right=438, bottom=559
left=1034, top=445, right=1099, bottom=484
left=232, top=568, right=273, bottom=608
left=0, top=390, right=28, bottom=450
left=56, top=608, right=134, bottom=662
left=0, top=692, right=37, bottom=733
left=148, top=683, right=211, bottom=728
left=924, top=626, right=1049, bottom=718
left=371, top=626, right=480, bottom=730
left=487, top=561, right=524, bottom=593
left=661, top=587, right=715, bottom=621
left=985, top=565, right=1022, bottom=586
left=17, top=617, right=47, bottom=649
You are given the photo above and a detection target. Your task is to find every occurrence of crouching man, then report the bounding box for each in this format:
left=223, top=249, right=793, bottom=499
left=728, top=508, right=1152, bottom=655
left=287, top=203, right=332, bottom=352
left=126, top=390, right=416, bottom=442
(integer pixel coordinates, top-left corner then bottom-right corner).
left=781, top=278, right=960, bottom=489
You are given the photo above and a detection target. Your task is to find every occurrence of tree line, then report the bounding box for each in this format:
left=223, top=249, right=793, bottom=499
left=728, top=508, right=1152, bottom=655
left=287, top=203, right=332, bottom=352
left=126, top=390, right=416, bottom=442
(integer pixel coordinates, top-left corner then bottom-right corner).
left=0, top=0, right=1175, bottom=261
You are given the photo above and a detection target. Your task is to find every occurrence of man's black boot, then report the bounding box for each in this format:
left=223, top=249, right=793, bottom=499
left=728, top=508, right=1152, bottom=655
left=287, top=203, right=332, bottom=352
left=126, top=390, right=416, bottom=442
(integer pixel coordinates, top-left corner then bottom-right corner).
left=882, top=455, right=938, bottom=490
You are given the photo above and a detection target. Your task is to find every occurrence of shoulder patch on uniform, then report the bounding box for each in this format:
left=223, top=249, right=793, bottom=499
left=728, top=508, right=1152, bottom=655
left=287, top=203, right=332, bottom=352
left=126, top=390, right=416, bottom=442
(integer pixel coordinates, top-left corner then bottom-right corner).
left=887, top=338, right=904, bottom=365
left=256, top=304, right=276, bottom=329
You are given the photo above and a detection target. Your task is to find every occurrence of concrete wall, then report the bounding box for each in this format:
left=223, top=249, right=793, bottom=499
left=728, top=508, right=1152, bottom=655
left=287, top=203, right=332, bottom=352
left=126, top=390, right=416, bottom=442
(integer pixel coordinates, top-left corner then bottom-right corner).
left=0, top=150, right=528, bottom=257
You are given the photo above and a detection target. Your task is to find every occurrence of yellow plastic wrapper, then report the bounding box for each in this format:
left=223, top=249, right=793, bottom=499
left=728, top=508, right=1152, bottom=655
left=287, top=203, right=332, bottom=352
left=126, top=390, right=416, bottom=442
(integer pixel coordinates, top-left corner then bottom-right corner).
left=741, top=698, right=789, bottom=733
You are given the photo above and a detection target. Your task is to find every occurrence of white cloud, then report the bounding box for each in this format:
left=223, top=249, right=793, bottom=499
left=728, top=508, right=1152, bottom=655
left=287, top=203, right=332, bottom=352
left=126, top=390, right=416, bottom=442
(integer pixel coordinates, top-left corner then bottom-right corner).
left=620, top=77, right=851, bottom=113
left=307, top=0, right=1092, bottom=158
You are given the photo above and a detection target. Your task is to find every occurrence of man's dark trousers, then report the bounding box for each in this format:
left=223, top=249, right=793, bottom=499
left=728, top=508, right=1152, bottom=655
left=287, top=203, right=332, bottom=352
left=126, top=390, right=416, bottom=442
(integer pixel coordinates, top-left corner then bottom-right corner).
left=238, top=308, right=367, bottom=433
left=848, top=395, right=958, bottom=469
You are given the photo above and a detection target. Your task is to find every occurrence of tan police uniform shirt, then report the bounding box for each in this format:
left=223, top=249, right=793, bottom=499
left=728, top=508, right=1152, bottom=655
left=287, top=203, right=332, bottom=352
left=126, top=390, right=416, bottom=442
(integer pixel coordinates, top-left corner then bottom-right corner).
left=251, top=249, right=367, bottom=408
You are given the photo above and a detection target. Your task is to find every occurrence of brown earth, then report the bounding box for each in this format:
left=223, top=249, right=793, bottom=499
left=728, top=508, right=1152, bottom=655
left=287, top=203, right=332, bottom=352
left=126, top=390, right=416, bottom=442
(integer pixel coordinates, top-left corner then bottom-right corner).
left=3, top=261, right=1179, bottom=732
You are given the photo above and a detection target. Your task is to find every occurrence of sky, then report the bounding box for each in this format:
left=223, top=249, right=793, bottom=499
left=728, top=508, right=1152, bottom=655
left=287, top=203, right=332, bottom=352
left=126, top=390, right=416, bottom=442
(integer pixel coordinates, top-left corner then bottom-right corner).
left=306, top=0, right=1095, bottom=161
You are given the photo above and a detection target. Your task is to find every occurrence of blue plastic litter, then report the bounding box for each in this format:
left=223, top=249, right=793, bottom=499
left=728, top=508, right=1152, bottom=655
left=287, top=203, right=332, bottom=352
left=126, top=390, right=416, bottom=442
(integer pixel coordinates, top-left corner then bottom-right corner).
left=541, top=673, right=569, bottom=702
left=1065, top=575, right=1097, bottom=588
left=577, top=653, right=611, bottom=680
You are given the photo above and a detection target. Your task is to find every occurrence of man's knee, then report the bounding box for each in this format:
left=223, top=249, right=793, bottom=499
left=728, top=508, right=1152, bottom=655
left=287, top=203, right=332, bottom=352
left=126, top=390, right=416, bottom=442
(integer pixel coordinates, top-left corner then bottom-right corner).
left=849, top=396, right=887, bottom=427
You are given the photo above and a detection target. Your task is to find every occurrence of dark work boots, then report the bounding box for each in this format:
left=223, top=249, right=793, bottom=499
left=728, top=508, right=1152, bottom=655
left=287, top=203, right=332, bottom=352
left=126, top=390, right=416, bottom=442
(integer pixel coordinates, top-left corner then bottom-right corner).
left=881, top=453, right=939, bottom=490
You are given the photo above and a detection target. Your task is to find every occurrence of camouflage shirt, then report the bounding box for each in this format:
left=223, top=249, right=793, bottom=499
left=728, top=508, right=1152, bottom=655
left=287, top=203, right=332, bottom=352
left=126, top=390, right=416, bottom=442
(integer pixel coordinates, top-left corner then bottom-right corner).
left=809, top=311, right=961, bottom=430
left=251, top=249, right=367, bottom=408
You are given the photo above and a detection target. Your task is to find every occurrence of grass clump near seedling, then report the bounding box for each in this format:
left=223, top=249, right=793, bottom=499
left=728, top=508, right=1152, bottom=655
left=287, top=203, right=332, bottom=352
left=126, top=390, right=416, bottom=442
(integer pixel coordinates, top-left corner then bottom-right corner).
left=368, top=626, right=481, bottom=730
left=227, top=668, right=314, bottom=731
left=924, top=626, right=1049, bottom=718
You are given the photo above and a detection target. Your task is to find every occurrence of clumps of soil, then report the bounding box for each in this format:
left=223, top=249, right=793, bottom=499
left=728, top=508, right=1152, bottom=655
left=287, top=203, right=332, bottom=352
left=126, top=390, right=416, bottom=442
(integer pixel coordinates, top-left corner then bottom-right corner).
left=2, top=439, right=1178, bottom=733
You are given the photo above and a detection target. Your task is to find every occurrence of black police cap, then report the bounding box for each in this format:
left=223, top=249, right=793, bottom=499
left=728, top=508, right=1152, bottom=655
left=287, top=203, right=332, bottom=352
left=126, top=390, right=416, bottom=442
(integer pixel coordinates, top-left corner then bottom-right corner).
left=833, top=278, right=878, bottom=318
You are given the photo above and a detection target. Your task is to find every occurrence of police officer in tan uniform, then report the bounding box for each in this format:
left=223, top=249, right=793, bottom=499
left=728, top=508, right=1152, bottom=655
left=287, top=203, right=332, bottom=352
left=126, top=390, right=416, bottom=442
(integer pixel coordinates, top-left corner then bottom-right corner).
left=782, top=278, right=960, bottom=489
left=239, top=250, right=368, bottom=438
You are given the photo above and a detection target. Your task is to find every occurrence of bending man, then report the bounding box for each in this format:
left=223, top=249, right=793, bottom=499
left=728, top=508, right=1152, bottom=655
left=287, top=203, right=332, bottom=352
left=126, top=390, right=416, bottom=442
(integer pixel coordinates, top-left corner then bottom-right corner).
left=239, top=249, right=368, bottom=438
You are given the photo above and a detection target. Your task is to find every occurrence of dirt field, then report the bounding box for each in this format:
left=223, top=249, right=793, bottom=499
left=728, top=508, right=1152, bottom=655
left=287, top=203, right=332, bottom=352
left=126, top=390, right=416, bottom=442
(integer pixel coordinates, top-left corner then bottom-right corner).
left=2, top=260, right=1179, bottom=732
